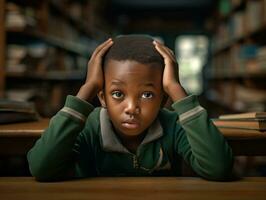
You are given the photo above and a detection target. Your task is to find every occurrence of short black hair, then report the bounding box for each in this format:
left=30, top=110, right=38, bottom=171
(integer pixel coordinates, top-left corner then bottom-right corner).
left=103, top=35, right=164, bottom=68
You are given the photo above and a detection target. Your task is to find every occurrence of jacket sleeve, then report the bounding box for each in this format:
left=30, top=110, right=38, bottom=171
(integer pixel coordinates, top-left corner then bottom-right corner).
left=27, top=95, right=94, bottom=181
left=172, top=95, right=233, bottom=181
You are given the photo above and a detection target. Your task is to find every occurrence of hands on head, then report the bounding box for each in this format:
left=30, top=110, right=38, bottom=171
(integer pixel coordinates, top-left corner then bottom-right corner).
left=76, top=38, right=113, bottom=102
left=153, top=40, right=187, bottom=102
left=76, top=38, right=187, bottom=103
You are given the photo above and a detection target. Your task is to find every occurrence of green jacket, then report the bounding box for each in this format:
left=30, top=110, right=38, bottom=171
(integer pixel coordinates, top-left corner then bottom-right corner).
left=27, top=95, right=233, bottom=181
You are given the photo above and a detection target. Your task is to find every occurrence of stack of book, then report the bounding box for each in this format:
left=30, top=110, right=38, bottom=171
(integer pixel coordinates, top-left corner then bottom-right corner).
left=212, top=112, right=266, bottom=131
left=0, top=100, right=40, bottom=124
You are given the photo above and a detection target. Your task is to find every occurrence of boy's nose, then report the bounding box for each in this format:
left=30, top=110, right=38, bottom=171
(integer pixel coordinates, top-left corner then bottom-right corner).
left=125, top=99, right=140, bottom=115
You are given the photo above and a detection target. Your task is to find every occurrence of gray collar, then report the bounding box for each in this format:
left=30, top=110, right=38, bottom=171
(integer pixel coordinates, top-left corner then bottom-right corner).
left=99, top=108, right=163, bottom=153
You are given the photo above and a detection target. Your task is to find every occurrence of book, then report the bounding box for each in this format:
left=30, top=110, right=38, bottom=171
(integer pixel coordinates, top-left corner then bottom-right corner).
left=246, top=0, right=263, bottom=33
left=0, top=100, right=39, bottom=124
left=218, top=112, right=266, bottom=120
left=212, top=119, right=266, bottom=131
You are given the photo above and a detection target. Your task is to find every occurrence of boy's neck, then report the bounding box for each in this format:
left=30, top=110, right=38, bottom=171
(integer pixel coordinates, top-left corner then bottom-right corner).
left=114, top=128, right=147, bottom=154
left=121, top=137, right=144, bottom=154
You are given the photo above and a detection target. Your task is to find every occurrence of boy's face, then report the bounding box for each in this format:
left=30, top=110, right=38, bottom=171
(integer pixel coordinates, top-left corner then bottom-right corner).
left=99, top=59, right=164, bottom=138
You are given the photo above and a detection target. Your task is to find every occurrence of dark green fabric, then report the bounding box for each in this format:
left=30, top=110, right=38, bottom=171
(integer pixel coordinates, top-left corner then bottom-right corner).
left=27, top=95, right=233, bottom=181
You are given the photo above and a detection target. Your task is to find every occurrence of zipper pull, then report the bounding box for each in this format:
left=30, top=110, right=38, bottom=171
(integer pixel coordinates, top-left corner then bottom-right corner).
left=133, top=155, right=139, bottom=169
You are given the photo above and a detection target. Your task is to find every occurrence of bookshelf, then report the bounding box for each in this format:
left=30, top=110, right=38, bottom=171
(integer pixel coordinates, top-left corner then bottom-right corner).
left=0, top=0, right=106, bottom=117
left=208, top=0, right=266, bottom=114
left=0, top=0, right=5, bottom=98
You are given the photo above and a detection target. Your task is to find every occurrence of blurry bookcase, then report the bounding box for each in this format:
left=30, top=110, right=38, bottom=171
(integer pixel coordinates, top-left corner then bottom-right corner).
left=207, top=0, right=266, bottom=116
left=0, top=0, right=107, bottom=117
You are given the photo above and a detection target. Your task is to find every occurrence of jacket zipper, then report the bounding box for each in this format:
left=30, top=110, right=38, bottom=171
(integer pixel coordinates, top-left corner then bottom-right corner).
left=133, top=155, right=139, bottom=169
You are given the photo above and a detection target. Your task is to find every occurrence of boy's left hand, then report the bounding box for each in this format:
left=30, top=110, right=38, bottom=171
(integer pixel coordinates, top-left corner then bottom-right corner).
left=153, top=40, right=187, bottom=102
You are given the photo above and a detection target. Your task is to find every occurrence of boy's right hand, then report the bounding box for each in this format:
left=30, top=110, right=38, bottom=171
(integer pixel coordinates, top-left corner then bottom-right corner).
left=76, top=38, right=113, bottom=102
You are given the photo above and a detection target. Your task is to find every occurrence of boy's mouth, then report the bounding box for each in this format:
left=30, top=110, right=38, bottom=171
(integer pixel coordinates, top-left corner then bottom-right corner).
left=121, top=119, right=140, bottom=129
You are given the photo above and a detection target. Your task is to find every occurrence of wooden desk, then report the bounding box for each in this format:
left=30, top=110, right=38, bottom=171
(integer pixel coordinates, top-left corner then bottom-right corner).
left=0, top=119, right=266, bottom=156
left=0, top=119, right=50, bottom=156
left=0, top=177, right=266, bottom=200
left=219, top=128, right=266, bottom=156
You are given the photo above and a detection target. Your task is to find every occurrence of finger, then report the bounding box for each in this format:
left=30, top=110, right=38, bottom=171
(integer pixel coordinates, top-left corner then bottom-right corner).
left=91, top=38, right=113, bottom=59
left=165, top=46, right=175, bottom=58
left=95, top=39, right=113, bottom=59
left=153, top=41, right=179, bottom=76
left=154, top=40, right=175, bottom=56
left=153, top=41, right=175, bottom=62
left=92, top=38, right=112, bottom=58
left=162, top=46, right=176, bottom=61
left=154, top=41, right=175, bottom=61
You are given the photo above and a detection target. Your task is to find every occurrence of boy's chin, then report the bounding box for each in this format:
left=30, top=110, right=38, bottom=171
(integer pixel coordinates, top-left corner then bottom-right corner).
left=115, top=126, right=147, bottom=138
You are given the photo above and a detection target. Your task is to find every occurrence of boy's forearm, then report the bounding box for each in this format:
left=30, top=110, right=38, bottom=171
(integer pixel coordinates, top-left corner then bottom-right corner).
left=172, top=95, right=233, bottom=180
left=27, top=95, right=94, bottom=181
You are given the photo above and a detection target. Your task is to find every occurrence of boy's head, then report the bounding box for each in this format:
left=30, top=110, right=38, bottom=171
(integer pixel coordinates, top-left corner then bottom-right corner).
left=98, top=35, right=165, bottom=141
left=103, top=35, right=164, bottom=68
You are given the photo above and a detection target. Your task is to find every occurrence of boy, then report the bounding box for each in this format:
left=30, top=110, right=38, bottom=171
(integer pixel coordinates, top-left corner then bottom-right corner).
left=27, top=35, right=233, bottom=181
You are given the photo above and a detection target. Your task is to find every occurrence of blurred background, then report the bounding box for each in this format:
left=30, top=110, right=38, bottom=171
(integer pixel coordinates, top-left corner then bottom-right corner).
left=0, top=0, right=265, bottom=176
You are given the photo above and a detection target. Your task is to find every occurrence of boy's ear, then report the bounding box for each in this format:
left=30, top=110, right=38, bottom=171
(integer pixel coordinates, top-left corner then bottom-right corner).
left=97, top=90, right=107, bottom=108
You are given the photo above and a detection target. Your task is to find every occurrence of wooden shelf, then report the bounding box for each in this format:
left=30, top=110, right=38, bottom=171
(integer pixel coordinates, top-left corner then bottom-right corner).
left=6, top=70, right=86, bottom=81
left=217, top=0, right=245, bottom=22
left=209, top=0, right=266, bottom=115
left=7, top=28, right=94, bottom=57
left=49, top=1, right=92, bottom=37
left=0, top=0, right=5, bottom=98
left=213, top=24, right=266, bottom=55
left=205, top=94, right=244, bottom=113
left=207, top=70, right=266, bottom=80
left=0, top=0, right=105, bottom=117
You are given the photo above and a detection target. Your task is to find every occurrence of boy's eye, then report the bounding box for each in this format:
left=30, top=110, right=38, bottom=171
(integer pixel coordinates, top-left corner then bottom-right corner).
left=111, top=91, right=124, bottom=99
left=141, top=92, right=153, bottom=99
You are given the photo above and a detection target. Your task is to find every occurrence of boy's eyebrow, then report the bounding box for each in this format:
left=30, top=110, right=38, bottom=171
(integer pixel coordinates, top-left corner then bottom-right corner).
left=143, top=83, right=156, bottom=88
left=110, top=80, right=156, bottom=87
left=111, top=80, right=125, bottom=85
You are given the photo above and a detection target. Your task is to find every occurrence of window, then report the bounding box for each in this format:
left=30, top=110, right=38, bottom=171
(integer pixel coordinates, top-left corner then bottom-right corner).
left=175, top=35, right=209, bottom=94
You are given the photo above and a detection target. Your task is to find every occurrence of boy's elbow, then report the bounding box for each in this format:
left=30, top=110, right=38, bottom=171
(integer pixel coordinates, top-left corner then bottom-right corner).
left=28, top=154, right=73, bottom=182
left=202, top=157, right=234, bottom=181
left=29, top=165, right=64, bottom=182
left=28, top=162, right=53, bottom=182
left=27, top=152, right=55, bottom=182
left=194, top=153, right=234, bottom=181
left=33, top=174, right=53, bottom=182
left=204, top=164, right=233, bottom=181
